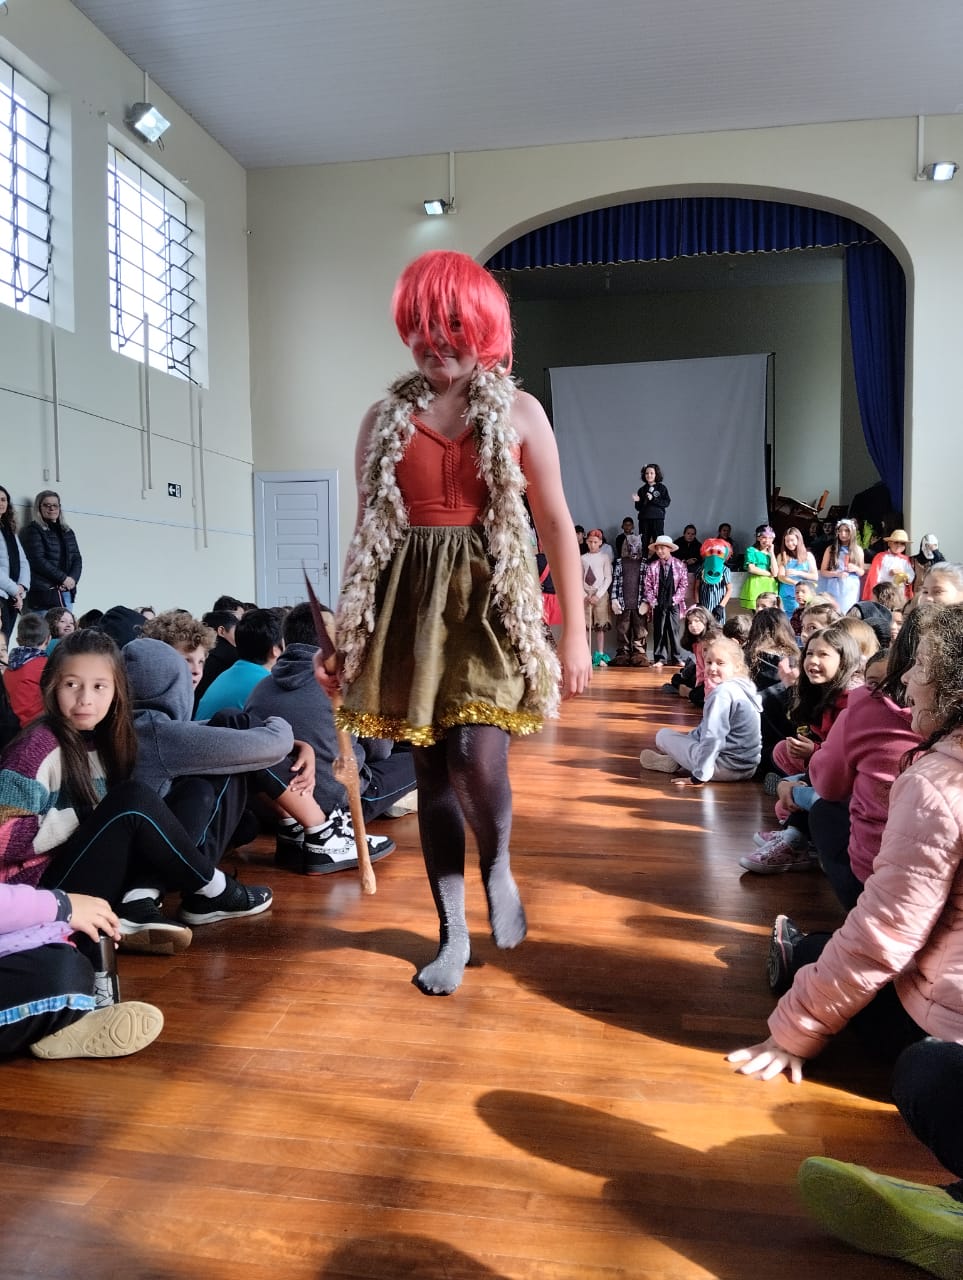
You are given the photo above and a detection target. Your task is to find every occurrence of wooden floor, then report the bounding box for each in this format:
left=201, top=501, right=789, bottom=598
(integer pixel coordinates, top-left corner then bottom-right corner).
left=0, top=669, right=938, bottom=1278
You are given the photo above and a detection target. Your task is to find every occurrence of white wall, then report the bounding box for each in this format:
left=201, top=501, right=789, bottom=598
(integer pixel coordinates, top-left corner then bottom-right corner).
left=0, top=2, right=254, bottom=619
left=248, top=116, right=963, bottom=563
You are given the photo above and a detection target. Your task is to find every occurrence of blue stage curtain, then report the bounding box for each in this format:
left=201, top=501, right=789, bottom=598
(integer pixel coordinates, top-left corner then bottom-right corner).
left=487, top=197, right=904, bottom=508
left=844, top=242, right=906, bottom=510
left=486, top=198, right=877, bottom=269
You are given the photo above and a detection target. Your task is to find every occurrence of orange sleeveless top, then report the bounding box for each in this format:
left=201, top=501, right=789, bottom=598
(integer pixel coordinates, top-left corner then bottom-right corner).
left=394, top=418, right=491, bottom=527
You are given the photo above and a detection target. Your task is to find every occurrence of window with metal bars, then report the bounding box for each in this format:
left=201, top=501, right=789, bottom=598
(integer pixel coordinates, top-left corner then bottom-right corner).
left=0, top=56, right=51, bottom=319
left=107, top=144, right=196, bottom=379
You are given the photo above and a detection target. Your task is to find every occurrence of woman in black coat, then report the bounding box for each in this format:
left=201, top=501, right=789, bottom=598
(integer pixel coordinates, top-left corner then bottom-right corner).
left=633, top=463, right=671, bottom=553
left=21, top=490, right=82, bottom=611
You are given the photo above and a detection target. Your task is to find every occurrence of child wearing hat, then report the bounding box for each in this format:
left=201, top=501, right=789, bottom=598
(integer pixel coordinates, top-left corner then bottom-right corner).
left=861, top=529, right=915, bottom=602
left=643, top=535, right=688, bottom=668
left=581, top=528, right=613, bottom=667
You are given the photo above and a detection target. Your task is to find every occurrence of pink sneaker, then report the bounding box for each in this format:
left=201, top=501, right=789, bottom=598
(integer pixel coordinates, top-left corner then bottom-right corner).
left=739, top=837, right=818, bottom=875
left=752, top=826, right=807, bottom=849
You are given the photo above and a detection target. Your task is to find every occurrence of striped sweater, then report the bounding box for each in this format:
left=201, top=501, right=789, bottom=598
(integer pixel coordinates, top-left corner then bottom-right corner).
left=0, top=724, right=107, bottom=886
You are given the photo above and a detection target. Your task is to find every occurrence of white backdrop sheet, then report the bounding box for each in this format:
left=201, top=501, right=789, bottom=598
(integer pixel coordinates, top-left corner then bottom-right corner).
left=549, top=354, right=770, bottom=551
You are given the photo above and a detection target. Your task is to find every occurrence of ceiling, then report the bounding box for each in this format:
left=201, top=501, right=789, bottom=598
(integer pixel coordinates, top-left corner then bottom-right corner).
left=70, top=0, right=963, bottom=171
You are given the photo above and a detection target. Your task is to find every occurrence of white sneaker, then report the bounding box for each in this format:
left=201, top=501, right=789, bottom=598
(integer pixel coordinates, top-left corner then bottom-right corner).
left=384, top=789, right=418, bottom=818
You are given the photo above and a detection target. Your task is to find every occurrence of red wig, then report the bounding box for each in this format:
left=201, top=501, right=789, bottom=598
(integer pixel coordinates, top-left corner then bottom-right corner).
left=392, top=250, right=513, bottom=371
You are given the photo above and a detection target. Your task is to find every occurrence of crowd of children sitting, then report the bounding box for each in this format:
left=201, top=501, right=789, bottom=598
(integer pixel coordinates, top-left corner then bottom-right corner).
left=0, top=592, right=417, bottom=1063
left=631, top=523, right=963, bottom=1275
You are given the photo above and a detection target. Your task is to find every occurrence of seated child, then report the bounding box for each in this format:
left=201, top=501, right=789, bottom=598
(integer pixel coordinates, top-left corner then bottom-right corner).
left=663, top=605, right=720, bottom=706
left=195, top=608, right=283, bottom=717
left=789, top=580, right=816, bottom=635
left=754, top=591, right=782, bottom=612
left=915, top=561, right=963, bottom=608
left=125, top=637, right=396, bottom=878
left=44, top=607, right=74, bottom=654
left=141, top=609, right=215, bottom=692
left=740, top=623, right=863, bottom=874
left=0, top=882, right=162, bottom=1059
left=722, top=614, right=751, bottom=649
left=639, top=637, right=762, bottom=783
left=3, top=612, right=49, bottom=726
left=746, top=608, right=799, bottom=690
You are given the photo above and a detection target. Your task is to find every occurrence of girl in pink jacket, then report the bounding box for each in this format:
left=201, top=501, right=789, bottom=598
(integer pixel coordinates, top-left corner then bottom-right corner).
left=729, top=603, right=963, bottom=1276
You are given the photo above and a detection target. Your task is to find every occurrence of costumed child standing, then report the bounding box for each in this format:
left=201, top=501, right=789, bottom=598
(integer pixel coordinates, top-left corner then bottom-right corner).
left=739, top=524, right=780, bottom=611
left=643, top=534, right=688, bottom=669
left=818, top=517, right=865, bottom=613
left=581, top=528, right=613, bottom=667
left=324, top=251, right=591, bottom=997
left=862, top=528, right=915, bottom=603
left=610, top=532, right=649, bottom=666
left=697, top=535, right=733, bottom=624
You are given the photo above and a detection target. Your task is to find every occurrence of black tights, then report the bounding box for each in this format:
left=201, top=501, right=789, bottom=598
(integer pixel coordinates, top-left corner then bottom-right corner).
left=411, top=724, right=525, bottom=995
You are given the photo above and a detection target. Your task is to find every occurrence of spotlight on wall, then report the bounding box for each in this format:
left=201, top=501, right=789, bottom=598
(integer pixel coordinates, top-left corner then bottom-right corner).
left=920, top=160, right=958, bottom=182
left=125, top=101, right=170, bottom=144
left=423, top=153, right=457, bottom=217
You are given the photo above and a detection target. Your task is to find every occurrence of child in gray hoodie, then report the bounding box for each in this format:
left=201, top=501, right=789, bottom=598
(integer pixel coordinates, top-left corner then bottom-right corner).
left=124, top=638, right=394, bottom=877
left=640, top=636, right=762, bottom=784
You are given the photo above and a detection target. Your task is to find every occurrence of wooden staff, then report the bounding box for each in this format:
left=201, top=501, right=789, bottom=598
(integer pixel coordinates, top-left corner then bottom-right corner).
left=304, top=574, right=376, bottom=895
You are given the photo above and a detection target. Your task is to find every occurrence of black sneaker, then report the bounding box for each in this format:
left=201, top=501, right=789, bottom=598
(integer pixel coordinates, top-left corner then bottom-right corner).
left=179, top=875, right=273, bottom=925
left=767, top=913, right=804, bottom=996
left=118, top=897, right=193, bottom=955
left=302, top=810, right=396, bottom=876
left=763, top=771, right=783, bottom=796
left=274, top=821, right=305, bottom=868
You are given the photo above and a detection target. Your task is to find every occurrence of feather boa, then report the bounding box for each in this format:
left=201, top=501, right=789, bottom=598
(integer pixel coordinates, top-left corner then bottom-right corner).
left=336, top=367, right=561, bottom=720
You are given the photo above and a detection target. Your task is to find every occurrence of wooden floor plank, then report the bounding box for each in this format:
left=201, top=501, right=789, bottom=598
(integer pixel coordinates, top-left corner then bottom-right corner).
left=0, top=667, right=933, bottom=1277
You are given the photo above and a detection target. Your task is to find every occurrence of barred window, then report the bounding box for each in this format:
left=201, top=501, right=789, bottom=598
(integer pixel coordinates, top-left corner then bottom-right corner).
left=107, top=144, right=196, bottom=379
left=0, top=56, right=51, bottom=318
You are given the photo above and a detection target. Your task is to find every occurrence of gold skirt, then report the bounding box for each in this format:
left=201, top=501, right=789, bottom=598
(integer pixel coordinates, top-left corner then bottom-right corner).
left=337, top=526, right=542, bottom=745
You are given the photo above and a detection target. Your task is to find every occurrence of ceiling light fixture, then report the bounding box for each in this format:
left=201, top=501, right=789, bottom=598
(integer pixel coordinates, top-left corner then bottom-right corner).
left=126, top=72, right=170, bottom=145
left=915, top=115, right=957, bottom=182
left=424, top=152, right=456, bottom=216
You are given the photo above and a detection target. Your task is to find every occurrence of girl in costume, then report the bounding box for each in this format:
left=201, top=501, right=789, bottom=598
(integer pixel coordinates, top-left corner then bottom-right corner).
left=738, top=524, right=780, bottom=612
left=861, top=528, right=915, bottom=603
left=817, top=518, right=865, bottom=613
left=582, top=528, right=613, bottom=667
left=775, top=526, right=818, bottom=613
left=327, top=251, right=591, bottom=997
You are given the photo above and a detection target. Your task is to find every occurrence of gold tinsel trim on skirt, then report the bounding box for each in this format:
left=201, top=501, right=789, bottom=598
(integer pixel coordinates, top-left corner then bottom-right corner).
left=338, top=524, right=544, bottom=745
left=335, top=702, right=543, bottom=747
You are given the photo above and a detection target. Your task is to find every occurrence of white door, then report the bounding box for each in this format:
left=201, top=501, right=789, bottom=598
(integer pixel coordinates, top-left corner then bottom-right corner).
left=253, top=470, right=339, bottom=608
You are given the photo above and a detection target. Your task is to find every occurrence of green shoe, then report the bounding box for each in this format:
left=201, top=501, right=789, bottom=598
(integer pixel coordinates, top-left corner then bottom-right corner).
left=592, top=651, right=603, bottom=668
left=798, top=1156, right=963, bottom=1279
